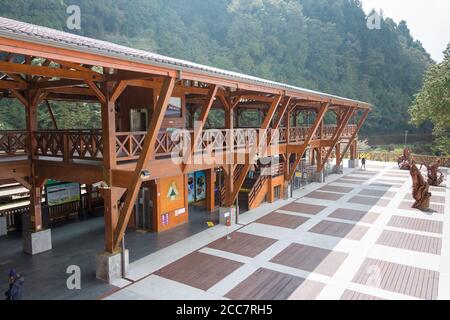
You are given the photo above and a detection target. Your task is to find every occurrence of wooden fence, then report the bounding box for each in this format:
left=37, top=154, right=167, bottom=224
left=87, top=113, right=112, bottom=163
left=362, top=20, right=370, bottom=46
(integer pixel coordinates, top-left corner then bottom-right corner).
left=357, top=152, right=450, bottom=167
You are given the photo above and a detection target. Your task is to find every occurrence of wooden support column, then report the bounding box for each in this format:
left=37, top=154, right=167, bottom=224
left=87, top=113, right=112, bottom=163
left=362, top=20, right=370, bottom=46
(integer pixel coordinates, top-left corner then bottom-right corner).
left=228, top=95, right=282, bottom=207
left=335, top=142, right=341, bottom=167
left=350, top=140, right=357, bottom=160
left=23, top=88, right=45, bottom=232
left=183, top=85, right=217, bottom=172
left=338, top=109, right=369, bottom=167
left=222, top=98, right=235, bottom=207
left=287, top=104, right=329, bottom=181
left=113, top=76, right=175, bottom=251
left=317, top=107, right=354, bottom=171
left=206, top=169, right=215, bottom=212
left=283, top=107, right=292, bottom=198
left=99, top=81, right=121, bottom=253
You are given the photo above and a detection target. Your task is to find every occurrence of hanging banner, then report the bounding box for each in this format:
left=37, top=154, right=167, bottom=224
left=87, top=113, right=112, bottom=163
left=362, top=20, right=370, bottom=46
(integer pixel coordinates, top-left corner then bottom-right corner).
left=195, top=171, right=206, bottom=201
left=187, top=173, right=195, bottom=203
left=46, top=182, right=81, bottom=207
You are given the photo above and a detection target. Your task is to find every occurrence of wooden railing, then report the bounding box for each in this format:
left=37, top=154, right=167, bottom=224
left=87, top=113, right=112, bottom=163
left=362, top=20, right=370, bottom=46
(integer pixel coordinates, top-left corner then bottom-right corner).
left=248, top=174, right=269, bottom=207
left=1, top=125, right=357, bottom=162
left=219, top=164, right=246, bottom=205
left=0, top=131, right=29, bottom=157
left=35, top=130, right=103, bottom=161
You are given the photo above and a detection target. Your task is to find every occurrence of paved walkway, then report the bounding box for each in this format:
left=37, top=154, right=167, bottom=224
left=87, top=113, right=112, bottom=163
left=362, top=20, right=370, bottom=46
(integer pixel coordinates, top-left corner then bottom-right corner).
left=0, top=206, right=216, bottom=299
left=106, top=161, right=450, bottom=300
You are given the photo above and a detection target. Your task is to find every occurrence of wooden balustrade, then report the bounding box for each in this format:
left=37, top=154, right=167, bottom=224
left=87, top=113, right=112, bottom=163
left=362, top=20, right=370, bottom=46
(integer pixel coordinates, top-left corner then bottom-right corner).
left=1, top=125, right=356, bottom=162
left=35, top=130, right=103, bottom=161
left=0, top=131, right=29, bottom=156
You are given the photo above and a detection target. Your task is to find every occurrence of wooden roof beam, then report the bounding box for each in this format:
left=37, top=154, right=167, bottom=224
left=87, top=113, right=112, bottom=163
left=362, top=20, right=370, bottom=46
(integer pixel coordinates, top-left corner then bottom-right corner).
left=0, top=60, right=104, bottom=81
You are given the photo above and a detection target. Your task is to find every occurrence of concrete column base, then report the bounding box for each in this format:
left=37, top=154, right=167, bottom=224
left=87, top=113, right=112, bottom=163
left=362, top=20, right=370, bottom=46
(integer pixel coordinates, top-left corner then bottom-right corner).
left=313, top=172, right=325, bottom=183
left=219, top=207, right=236, bottom=226
left=23, top=229, right=52, bottom=255
left=0, top=216, right=7, bottom=236
left=96, top=250, right=129, bottom=284
left=333, top=165, right=343, bottom=174
left=348, top=159, right=359, bottom=168
left=283, top=182, right=291, bottom=200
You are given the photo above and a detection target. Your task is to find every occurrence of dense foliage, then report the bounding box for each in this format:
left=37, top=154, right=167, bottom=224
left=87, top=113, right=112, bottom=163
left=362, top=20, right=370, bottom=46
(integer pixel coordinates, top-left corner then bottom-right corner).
left=409, top=44, right=450, bottom=155
left=0, top=0, right=433, bottom=135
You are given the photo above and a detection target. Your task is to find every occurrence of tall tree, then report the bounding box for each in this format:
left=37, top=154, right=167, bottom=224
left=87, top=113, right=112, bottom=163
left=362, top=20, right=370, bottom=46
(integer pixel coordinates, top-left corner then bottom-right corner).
left=409, top=44, right=450, bottom=155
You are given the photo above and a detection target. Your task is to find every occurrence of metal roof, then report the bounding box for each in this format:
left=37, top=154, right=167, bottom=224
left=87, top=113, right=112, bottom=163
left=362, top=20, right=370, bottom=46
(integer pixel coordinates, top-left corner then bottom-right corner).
left=0, top=17, right=372, bottom=109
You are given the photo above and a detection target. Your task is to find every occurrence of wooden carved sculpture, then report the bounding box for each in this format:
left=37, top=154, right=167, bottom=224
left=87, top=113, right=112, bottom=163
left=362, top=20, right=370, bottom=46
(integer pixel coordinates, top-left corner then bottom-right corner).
left=398, top=148, right=411, bottom=170
left=421, top=160, right=444, bottom=187
left=410, top=161, right=431, bottom=210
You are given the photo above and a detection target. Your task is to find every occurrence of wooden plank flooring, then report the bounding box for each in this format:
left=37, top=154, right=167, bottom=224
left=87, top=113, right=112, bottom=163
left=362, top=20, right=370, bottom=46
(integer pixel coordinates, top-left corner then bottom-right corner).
left=309, top=220, right=369, bottom=240
left=399, top=201, right=445, bottom=214
left=225, top=268, right=304, bottom=300
left=279, top=202, right=326, bottom=215
left=404, top=193, right=446, bottom=203
left=288, top=280, right=325, bottom=300
left=344, top=175, right=370, bottom=181
left=340, top=290, right=384, bottom=300
left=359, top=189, right=396, bottom=198
left=154, top=252, right=243, bottom=290
left=336, top=178, right=365, bottom=185
left=270, top=243, right=348, bottom=276
left=304, top=191, right=344, bottom=201
left=348, top=195, right=390, bottom=207
left=319, top=185, right=354, bottom=193
left=328, top=208, right=380, bottom=224
left=387, top=215, right=443, bottom=234
left=376, top=230, right=442, bottom=255
left=257, top=212, right=309, bottom=229
left=353, top=258, right=439, bottom=299
left=207, top=232, right=277, bottom=257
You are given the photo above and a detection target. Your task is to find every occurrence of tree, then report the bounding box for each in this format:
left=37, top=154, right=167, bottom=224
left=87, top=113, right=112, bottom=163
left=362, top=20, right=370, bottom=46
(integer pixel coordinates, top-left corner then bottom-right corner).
left=409, top=44, right=450, bottom=155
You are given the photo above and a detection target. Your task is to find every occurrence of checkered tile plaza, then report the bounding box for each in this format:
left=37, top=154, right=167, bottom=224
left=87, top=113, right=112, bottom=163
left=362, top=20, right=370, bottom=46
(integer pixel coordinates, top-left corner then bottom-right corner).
left=105, top=161, right=449, bottom=300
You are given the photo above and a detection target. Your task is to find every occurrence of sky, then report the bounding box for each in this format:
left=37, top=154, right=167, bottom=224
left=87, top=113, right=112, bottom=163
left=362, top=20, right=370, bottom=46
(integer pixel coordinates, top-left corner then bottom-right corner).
left=361, top=0, right=450, bottom=62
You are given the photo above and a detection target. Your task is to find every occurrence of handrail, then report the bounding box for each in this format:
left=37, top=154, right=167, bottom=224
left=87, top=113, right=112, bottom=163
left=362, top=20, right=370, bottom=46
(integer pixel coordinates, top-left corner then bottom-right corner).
left=1, top=125, right=356, bottom=161
left=0, top=131, right=29, bottom=156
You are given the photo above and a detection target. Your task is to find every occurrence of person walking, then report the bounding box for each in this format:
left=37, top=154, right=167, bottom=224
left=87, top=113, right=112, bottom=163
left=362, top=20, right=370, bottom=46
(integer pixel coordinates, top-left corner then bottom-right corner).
left=4, top=269, right=24, bottom=300
left=361, top=157, right=367, bottom=170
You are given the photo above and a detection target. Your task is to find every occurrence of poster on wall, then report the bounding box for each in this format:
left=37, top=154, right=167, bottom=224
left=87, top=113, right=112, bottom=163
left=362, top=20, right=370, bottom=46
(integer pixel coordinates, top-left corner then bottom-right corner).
left=46, top=182, right=81, bottom=207
left=195, top=171, right=206, bottom=201
left=187, top=173, right=195, bottom=203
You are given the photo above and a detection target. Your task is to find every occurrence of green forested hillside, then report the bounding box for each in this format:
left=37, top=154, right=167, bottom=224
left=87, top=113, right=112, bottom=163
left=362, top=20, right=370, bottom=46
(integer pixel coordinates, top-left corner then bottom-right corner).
left=0, top=0, right=434, bottom=134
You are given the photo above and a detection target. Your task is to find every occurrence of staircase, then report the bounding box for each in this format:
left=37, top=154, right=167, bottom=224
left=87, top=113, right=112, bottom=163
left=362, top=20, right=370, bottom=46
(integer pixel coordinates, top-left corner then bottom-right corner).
left=220, top=163, right=285, bottom=211
left=238, top=173, right=260, bottom=212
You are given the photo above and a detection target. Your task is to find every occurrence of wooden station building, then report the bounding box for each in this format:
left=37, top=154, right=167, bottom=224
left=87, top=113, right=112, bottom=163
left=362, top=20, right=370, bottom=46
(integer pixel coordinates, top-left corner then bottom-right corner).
left=0, top=17, right=371, bottom=282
